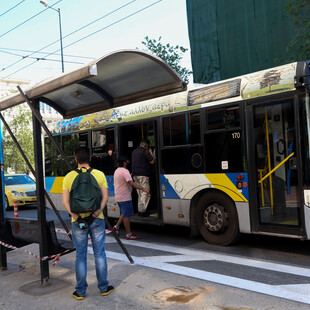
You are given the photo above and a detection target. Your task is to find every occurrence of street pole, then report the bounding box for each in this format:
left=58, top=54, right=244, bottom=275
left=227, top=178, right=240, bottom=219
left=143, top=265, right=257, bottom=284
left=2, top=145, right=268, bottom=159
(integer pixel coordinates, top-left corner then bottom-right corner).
left=40, top=1, right=64, bottom=73
left=57, top=8, right=64, bottom=73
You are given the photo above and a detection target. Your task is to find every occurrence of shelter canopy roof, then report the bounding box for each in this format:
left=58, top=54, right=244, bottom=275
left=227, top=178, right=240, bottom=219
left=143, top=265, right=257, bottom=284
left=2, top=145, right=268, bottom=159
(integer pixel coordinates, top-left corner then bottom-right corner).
left=0, top=50, right=186, bottom=119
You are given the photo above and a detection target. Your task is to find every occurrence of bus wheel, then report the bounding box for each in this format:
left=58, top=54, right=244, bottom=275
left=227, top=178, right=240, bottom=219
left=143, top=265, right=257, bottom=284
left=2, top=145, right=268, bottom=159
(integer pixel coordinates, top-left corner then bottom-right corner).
left=196, top=191, right=240, bottom=245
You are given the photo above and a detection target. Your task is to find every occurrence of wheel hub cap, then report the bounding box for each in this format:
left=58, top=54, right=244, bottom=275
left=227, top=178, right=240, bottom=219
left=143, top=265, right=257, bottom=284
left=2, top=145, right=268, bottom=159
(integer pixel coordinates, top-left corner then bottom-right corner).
left=203, top=203, right=228, bottom=232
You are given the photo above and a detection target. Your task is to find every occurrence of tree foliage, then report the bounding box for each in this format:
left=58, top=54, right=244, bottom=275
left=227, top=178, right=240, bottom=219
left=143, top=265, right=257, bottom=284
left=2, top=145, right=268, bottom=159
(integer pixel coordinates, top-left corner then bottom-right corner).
left=260, top=70, right=281, bottom=92
left=2, top=104, right=34, bottom=174
left=140, top=36, right=192, bottom=84
left=285, top=0, right=310, bottom=61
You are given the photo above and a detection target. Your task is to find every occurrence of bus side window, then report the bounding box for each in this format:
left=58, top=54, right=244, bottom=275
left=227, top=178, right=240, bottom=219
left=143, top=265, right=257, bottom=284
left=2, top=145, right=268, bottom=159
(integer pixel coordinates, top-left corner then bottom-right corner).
left=163, top=112, right=201, bottom=146
left=45, top=134, right=78, bottom=176
left=205, top=106, right=243, bottom=173
left=91, top=128, right=116, bottom=175
left=92, top=130, right=106, bottom=153
left=206, top=107, right=240, bottom=131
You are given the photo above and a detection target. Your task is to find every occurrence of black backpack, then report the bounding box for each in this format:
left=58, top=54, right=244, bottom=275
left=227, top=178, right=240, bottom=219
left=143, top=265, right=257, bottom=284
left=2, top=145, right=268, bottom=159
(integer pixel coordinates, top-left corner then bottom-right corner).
left=69, top=167, right=101, bottom=213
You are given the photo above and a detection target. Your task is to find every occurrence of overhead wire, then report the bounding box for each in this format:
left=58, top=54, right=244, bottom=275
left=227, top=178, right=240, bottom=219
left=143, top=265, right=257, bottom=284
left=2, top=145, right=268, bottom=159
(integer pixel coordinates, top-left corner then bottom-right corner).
left=0, top=49, right=84, bottom=64
left=61, top=0, right=163, bottom=52
left=1, top=0, right=137, bottom=74
left=0, top=0, right=26, bottom=18
left=0, top=47, right=95, bottom=59
left=0, top=0, right=63, bottom=39
left=4, top=0, right=163, bottom=78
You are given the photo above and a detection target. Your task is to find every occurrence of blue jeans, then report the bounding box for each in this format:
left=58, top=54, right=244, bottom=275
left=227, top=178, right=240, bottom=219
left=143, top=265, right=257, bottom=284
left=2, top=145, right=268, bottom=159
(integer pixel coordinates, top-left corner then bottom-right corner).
left=72, top=218, right=109, bottom=296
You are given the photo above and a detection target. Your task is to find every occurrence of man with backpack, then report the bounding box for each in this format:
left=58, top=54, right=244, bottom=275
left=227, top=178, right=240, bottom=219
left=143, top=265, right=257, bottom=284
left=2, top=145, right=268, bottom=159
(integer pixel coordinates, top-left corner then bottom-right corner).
left=62, top=146, right=114, bottom=300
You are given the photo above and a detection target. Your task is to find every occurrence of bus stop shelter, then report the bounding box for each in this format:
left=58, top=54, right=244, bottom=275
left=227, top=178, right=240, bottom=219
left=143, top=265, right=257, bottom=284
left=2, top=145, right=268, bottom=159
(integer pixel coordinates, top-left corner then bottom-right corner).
left=0, top=49, right=186, bottom=284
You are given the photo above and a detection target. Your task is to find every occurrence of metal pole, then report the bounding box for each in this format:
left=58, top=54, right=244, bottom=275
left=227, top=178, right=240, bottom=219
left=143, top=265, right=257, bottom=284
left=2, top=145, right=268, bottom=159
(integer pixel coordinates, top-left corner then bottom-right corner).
left=40, top=1, right=64, bottom=72
left=105, top=219, right=134, bottom=264
left=57, top=8, right=64, bottom=73
left=0, top=112, right=72, bottom=240
left=32, top=100, right=50, bottom=284
left=17, top=86, right=73, bottom=171
left=0, top=119, right=7, bottom=270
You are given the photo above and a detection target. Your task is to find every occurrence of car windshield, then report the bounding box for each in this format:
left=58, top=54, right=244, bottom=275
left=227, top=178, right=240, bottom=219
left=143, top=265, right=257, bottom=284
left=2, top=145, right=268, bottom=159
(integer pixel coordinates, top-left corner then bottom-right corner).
left=4, top=175, right=35, bottom=186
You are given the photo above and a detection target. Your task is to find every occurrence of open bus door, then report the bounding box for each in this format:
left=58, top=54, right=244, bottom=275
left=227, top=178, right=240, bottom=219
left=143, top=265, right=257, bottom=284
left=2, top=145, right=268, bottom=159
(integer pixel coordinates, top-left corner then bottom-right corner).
left=248, top=98, right=303, bottom=236
left=118, top=120, right=160, bottom=224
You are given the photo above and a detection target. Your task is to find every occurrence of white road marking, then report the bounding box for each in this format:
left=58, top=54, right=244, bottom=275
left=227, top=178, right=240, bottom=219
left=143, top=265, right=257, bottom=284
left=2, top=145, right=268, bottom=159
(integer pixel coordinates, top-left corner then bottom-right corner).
left=98, top=236, right=310, bottom=305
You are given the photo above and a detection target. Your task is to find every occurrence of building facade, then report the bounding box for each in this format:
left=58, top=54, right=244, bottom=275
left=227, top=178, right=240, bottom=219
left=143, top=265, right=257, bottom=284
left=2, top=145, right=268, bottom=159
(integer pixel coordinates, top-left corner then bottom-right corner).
left=186, top=0, right=297, bottom=83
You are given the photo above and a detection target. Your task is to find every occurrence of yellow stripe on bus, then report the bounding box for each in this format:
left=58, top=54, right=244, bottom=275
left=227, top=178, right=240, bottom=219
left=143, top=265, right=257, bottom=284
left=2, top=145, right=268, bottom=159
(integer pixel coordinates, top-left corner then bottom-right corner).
left=50, top=177, right=64, bottom=194
left=205, top=173, right=248, bottom=202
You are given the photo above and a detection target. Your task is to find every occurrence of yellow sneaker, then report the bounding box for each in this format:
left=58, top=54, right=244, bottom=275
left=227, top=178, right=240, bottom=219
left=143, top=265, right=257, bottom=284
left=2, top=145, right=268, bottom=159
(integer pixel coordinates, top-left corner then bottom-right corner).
left=72, top=291, right=85, bottom=300
left=100, top=285, right=115, bottom=296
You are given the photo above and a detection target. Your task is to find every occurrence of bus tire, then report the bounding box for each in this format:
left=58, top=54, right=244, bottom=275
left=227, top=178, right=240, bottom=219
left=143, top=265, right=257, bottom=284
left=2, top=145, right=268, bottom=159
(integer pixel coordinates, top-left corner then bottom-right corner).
left=196, top=191, right=240, bottom=245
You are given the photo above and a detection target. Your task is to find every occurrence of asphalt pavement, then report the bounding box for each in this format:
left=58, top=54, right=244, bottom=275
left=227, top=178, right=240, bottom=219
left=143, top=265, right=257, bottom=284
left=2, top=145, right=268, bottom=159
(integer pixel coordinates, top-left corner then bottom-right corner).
left=2, top=208, right=310, bottom=309
left=2, top=236, right=310, bottom=310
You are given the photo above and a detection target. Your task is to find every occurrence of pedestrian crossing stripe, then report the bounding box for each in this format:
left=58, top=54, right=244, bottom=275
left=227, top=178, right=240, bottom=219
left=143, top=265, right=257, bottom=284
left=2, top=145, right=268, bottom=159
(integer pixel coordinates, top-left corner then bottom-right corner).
left=99, top=237, right=310, bottom=305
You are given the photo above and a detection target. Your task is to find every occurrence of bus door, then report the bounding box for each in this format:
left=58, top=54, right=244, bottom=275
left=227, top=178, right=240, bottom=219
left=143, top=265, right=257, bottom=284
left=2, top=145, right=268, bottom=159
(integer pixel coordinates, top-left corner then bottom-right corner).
left=250, top=99, right=302, bottom=233
left=118, top=120, right=160, bottom=220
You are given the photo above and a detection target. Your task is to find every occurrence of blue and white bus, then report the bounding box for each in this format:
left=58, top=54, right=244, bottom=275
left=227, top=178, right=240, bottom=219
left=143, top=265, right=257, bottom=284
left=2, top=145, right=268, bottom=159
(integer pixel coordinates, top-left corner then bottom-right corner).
left=44, top=61, right=310, bottom=245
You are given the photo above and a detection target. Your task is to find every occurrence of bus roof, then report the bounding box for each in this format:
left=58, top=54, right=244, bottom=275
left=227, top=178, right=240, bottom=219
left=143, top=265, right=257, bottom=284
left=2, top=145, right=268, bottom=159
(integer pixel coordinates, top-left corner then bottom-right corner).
left=0, top=49, right=186, bottom=119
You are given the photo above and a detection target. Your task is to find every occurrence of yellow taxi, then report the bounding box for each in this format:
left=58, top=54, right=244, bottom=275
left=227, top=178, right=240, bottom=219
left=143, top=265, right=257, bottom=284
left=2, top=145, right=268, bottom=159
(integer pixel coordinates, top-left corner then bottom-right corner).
left=4, top=174, right=37, bottom=210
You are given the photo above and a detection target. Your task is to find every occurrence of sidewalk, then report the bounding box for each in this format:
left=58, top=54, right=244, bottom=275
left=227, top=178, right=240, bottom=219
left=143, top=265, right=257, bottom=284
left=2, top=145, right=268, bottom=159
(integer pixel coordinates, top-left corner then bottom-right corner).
left=0, top=243, right=214, bottom=310
left=1, top=242, right=310, bottom=310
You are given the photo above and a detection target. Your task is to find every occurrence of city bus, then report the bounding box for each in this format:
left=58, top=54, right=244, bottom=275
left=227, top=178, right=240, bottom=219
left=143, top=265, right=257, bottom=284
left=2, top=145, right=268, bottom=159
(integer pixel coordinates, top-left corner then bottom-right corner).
left=44, top=60, right=310, bottom=245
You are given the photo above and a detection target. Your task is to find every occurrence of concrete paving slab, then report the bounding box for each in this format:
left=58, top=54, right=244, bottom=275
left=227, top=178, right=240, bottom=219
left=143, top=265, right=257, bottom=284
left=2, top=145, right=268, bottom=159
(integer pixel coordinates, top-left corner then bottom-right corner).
left=1, top=243, right=310, bottom=310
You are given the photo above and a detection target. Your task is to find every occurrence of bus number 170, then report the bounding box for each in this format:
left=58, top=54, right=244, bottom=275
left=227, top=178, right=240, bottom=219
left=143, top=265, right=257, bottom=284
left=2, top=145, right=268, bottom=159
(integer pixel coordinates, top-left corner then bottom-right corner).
left=232, top=132, right=240, bottom=139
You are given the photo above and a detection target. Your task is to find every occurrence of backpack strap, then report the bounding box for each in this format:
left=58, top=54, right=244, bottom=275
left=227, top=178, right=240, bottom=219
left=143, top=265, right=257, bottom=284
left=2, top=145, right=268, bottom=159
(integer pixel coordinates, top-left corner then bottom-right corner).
left=75, top=167, right=91, bottom=173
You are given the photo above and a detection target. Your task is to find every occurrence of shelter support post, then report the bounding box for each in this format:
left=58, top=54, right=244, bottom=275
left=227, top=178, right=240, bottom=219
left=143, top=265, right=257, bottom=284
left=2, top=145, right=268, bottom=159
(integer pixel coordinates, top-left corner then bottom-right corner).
left=0, top=175, right=7, bottom=269
left=0, top=179, right=6, bottom=270
left=17, top=86, right=73, bottom=171
left=32, top=99, right=50, bottom=284
left=105, top=220, right=134, bottom=264
left=0, top=240, right=7, bottom=270
left=0, top=118, right=7, bottom=269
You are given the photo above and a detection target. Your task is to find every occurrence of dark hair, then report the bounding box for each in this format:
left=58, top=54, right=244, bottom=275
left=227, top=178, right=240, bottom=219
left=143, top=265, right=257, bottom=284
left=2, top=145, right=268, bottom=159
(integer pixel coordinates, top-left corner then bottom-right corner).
left=117, top=155, right=129, bottom=167
left=140, top=139, right=150, bottom=147
left=75, top=147, right=90, bottom=164
left=107, top=144, right=114, bottom=151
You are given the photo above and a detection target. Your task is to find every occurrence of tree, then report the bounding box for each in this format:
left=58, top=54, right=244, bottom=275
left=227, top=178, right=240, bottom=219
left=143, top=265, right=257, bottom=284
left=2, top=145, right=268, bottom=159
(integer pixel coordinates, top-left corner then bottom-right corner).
left=260, top=70, right=281, bottom=92
left=285, top=0, right=310, bottom=61
left=2, top=103, right=34, bottom=174
left=140, top=36, right=192, bottom=84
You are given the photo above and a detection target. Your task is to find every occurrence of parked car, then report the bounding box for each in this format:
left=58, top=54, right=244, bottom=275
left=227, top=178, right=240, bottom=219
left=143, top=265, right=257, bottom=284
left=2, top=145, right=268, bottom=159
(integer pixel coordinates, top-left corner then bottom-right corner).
left=4, top=174, right=37, bottom=210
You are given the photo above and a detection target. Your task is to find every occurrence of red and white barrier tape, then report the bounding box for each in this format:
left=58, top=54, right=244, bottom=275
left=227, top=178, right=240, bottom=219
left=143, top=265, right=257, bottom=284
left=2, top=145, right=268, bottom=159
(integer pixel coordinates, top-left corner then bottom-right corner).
left=0, top=240, right=75, bottom=267
left=0, top=227, right=97, bottom=266
left=55, top=228, right=72, bottom=239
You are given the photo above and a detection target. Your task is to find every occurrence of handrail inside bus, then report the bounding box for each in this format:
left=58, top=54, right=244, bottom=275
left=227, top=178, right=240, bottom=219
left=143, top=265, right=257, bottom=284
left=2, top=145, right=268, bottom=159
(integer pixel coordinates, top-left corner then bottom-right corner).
left=264, top=107, right=274, bottom=211
left=258, top=152, right=295, bottom=184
